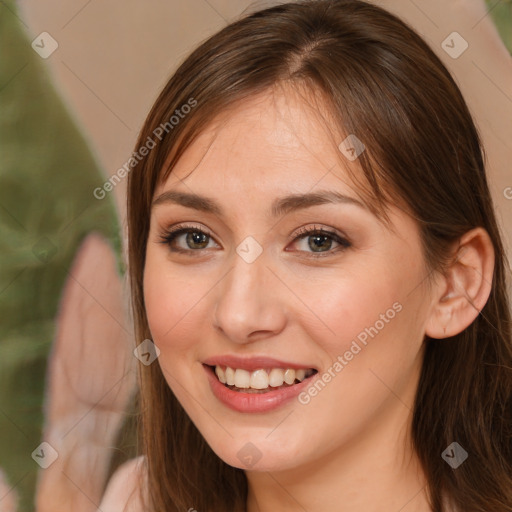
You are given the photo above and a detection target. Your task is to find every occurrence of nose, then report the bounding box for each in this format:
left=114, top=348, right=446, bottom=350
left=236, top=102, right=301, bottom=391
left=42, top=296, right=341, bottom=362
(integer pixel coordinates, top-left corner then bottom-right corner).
left=212, top=248, right=287, bottom=344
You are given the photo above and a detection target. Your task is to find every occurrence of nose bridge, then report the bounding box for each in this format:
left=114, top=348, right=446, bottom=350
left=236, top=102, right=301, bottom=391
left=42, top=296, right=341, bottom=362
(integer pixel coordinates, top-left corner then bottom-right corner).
left=213, top=244, right=285, bottom=343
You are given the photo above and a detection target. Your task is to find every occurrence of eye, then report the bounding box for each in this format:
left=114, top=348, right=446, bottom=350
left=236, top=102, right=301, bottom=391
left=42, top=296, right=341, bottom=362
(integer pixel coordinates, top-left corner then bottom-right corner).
left=158, top=223, right=218, bottom=255
left=287, top=224, right=351, bottom=258
left=158, top=223, right=351, bottom=258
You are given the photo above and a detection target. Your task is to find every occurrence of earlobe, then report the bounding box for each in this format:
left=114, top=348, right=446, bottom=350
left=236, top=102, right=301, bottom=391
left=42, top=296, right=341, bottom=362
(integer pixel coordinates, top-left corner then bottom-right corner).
left=425, top=227, right=495, bottom=339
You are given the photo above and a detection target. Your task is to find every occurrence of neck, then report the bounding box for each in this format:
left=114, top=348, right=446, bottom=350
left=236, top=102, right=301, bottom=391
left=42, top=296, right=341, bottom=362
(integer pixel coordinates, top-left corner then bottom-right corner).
left=245, top=394, right=432, bottom=512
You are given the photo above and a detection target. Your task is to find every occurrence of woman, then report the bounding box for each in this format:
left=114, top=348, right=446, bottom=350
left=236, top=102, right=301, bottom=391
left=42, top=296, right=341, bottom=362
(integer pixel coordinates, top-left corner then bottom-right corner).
left=102, top=0, right=512, bottom=510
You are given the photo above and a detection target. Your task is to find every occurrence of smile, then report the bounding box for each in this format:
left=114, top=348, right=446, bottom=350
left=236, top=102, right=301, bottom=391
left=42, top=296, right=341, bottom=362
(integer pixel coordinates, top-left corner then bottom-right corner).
left=212, top=365, right=317, bottom=393
left=203, top=363, right=319, bottom=413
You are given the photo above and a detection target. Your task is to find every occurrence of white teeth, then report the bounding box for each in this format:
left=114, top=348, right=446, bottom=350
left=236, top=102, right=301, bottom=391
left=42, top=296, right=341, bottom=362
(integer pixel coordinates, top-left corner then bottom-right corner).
left=268, top=368, right=284, bottom=387
left=214, top=365, right=314, bottom=390
left=250, top=369, right=269, bottom=389
left=215, top=366, right=226, bottom=384
left=225, top=366, right=235, bottom=386
left=284, top=369, right=296, bottom=385
left=233, top=369, right=251, bottom=388
left=295, top=369, right=306, bottom=381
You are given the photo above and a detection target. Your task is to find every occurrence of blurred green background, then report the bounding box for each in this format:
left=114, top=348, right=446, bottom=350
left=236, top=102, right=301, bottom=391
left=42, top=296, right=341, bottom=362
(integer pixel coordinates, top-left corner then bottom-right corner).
left=0, top=0, right=510, bottom=510
left=0, top=1, right=121, bottom=510
left=485, top=0, right=512, bottom=52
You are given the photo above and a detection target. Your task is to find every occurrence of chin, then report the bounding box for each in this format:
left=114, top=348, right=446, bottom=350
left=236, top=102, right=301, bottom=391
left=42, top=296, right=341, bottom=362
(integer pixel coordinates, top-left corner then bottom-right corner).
left=203, top=430, right=309, bottom=472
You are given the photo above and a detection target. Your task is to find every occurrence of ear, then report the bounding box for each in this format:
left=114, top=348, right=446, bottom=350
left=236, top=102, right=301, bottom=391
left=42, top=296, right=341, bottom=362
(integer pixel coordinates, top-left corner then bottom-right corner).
left=425, top=227, right=495, bottom=339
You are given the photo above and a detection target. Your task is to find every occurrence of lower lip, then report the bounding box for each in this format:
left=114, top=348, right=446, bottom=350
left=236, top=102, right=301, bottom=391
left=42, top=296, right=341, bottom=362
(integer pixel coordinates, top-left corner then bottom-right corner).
left=203, top=364, right=316, bottom=413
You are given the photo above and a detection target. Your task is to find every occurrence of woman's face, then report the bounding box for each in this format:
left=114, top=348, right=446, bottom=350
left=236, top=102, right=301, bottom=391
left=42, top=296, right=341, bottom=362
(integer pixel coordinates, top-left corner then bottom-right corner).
left=143, top=87, right=438, bottom=472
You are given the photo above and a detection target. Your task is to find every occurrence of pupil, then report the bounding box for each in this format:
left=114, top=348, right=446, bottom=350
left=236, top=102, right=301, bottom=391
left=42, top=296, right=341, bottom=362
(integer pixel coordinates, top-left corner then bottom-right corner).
left=309, top=234, right=330, bottom=252
left=187, top=231, right=208, bottom=249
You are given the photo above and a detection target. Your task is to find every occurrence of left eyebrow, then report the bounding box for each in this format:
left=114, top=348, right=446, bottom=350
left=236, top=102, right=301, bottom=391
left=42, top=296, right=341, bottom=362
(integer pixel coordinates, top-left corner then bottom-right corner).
left=151, top=189, right=369, bottom=219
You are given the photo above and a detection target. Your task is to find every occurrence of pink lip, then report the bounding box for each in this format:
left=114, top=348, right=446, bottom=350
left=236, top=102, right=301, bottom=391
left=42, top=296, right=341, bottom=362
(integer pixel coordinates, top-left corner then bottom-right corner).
left=202, top=354, right=317, bottom=372
left=202, top=364, right=317, bottom=413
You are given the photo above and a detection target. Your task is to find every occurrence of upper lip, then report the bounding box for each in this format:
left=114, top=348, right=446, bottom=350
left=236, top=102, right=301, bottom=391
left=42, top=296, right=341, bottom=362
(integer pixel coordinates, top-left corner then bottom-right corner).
left=202, top=355, right=317, bottom=372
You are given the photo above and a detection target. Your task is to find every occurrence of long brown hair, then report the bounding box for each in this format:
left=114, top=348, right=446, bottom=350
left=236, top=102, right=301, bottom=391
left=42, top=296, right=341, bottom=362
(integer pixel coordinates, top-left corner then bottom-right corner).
left=126, top=1, right=512, bottom=510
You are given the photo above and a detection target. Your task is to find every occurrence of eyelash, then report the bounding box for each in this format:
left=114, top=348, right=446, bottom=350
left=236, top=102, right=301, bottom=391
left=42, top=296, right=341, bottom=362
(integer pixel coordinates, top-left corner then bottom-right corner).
left=158, top=223, right=351, bottom=259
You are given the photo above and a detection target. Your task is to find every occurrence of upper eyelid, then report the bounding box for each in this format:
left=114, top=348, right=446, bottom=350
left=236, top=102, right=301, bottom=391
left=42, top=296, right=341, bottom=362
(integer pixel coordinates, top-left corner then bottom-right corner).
left=162, top=223, right=344, bottom=239
left=290, top=224, right=345, bottom=239
left=162, top=222, right=214, bottom=238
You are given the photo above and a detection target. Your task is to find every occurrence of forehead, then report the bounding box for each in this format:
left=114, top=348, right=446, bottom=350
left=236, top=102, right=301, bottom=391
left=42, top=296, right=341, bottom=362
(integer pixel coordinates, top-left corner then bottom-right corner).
left=156, top=86, right=360, bottom=201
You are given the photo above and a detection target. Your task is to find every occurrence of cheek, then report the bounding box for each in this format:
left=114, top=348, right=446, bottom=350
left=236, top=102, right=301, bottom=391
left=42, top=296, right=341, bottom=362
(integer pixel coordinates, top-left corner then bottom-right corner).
left=143, top=253, right=210, bottom=354
left=290, top=272, right=424, bottom=443
left=311, top=267, right=426, bottom=402
left=292, top=263, right=409, bottom=361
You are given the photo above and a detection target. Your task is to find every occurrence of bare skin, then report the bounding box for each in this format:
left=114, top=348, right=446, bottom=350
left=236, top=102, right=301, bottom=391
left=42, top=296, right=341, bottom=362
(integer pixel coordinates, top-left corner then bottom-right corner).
left=138, top=86, right=494, bottom=512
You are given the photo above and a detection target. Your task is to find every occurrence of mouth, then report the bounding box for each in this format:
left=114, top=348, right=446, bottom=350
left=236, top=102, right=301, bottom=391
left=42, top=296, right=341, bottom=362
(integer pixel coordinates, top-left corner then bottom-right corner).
left=205, top=364, right=318, bottom=394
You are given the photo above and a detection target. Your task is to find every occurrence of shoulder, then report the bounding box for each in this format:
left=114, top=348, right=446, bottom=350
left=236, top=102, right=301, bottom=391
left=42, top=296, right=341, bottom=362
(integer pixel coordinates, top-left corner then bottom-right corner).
left=99, top=456, right=147, bottom=512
